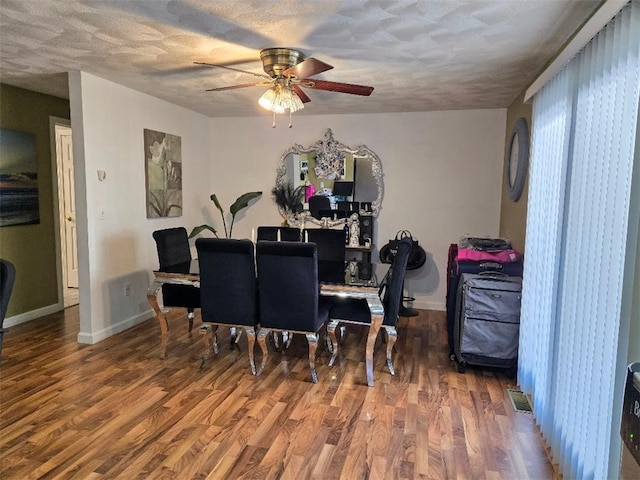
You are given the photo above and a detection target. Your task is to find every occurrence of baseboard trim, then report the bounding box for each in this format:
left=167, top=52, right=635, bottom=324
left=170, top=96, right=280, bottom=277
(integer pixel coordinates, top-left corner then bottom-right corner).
left=411, top=299, right=445, bottom=312
left=3, top=303, right=64, bottom=328
left=77, top=310, right=154, bottom=345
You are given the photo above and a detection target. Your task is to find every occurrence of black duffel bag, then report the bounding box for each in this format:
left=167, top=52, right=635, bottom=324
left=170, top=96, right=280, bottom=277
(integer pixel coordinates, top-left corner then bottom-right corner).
left=379, top=230, right=426, bottom=269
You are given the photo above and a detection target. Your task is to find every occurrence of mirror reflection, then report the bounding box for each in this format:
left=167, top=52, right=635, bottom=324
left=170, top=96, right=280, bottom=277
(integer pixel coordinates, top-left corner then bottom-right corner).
left=275, top=129, right=383, bottom=225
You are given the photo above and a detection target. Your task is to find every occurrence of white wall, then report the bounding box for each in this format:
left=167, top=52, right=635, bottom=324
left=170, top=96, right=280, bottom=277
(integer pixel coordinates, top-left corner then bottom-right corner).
left=68, top=72, right=505, bottom=342
left=207, top=110, right=506, bottom=310
left=69, top=72, right=212, bottom=343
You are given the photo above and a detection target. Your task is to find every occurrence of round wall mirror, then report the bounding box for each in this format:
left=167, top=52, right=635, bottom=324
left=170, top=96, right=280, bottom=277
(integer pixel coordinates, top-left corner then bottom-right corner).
left=507, top=117, right=529, bottom=202
left=275, top=129, right=384, bottom=225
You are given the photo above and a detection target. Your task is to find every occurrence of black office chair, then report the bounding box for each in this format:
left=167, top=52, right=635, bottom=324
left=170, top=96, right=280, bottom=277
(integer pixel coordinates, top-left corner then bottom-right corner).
left=195, top=238, right=260, bottom=373
left=306, top=228, right=347, bottom=283
left=256, top=241, right=331, bottom=383
left=0, top=259, right=16, bottom=361
left=308, top=195, right=331, bottom=220
left=152, top=227, right=201, bottom=331
left=327, top=236, right=412, bottom=375
left=256, top=226, right=301, bottom=241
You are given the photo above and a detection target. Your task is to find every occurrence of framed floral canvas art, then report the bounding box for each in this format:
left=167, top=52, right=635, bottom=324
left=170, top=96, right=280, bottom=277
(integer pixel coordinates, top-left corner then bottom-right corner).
left=144, top=129, right=182, bottom=218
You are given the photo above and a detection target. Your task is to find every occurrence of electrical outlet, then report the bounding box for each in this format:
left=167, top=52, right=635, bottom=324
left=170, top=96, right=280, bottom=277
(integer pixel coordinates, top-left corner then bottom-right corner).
left=124, top=282, right=131, bottom=297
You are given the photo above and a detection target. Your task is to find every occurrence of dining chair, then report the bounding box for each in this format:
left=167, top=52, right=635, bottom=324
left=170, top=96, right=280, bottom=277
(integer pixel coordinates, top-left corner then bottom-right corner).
left=0, top=258, right=16, bottom=361
left=336, top=201, right=360, bottom=216
left=195, top=238, right=260, bottom=373
left=152, top=227, right=200, bottom=331
left=256, top=241, right=331, bottom=383
left=327, top=236, right=412, bottom=375
left=308, top=195, right=331, bottom=220
left=256, top=226, right=301, bottom=241
left=318, top=209, right=346, bottom=220
left=305, top=228, right=347, bottom=283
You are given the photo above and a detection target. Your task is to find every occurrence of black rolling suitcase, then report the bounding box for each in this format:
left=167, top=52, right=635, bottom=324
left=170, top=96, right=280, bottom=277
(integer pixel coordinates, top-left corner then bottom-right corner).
left=446, top=243, right=523, bottom=357
left=452, top=273, right=522, bottom=377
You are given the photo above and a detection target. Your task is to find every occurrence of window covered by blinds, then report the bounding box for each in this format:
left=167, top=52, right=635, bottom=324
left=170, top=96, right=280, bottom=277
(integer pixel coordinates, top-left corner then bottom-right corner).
left=519, top=2, right=640, bottom=478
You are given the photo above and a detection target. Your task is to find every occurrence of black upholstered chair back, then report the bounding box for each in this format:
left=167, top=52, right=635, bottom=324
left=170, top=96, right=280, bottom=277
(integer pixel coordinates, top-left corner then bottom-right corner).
left=153, top=227, right=192, bottom=268
left=256, top=241, right=323, bottom=333
left=306, top=228, right=347, bottom=283
left=196, top=238, right=257, bottom=326
left=380, top=236, right=412, bottom=326
left=256, top=226, right=301, bottom=242
left=0, top=259, right=16, bottom=325
left=325, top=236, right=412, bottom=375
left=308, top=196, right=331, bottom=220
left=152, top=228, right=200, bottom=329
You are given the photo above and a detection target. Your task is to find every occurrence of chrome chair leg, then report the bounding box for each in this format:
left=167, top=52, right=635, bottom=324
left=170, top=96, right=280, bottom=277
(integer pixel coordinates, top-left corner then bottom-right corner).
left=244, top=327, right=257, bottom=375
left=283, top=331, right=293, bottom=349
left=270, top=331, right=281, bottom=351
left=211, top=325, right=219, bottom=355
left=383, top=325, right=398, bottom=375
left=199, top=324, right=217, bottom=368
left=188, top=309, right=195, bottom=332
left=306, top=333, right=319, bottom=383
left=327, top=320, right=340, bottom=367
left=230, top=327, right=243, bottom=350
left=256, top=329, right=269, bottom=376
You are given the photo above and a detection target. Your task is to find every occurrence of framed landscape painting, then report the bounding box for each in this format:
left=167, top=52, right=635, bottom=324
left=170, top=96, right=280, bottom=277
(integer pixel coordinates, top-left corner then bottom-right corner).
left=144, top=129, right=183, bottom=218
left=0, top=128, right=40, bottom=227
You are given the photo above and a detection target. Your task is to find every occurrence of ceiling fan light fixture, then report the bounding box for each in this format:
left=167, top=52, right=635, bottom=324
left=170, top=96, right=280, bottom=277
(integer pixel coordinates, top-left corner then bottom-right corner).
left=258, top=84, right=304, bottom=114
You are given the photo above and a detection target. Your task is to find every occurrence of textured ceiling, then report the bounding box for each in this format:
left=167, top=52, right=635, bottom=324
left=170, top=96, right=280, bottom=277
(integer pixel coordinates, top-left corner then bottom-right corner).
left=0, top=0, right=600, bottom=117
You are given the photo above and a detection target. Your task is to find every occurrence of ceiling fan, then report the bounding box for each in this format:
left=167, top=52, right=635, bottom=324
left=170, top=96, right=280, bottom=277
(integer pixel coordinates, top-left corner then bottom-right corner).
left=195, top=48, right=374, bottom=127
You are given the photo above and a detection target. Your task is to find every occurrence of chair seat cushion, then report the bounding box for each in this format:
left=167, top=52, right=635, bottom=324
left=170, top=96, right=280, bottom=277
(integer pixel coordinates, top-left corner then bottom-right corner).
left=329, top=297, right=394, bottom=326
left=318, top=261, right=346, bottom=284
left=162, top=283, right=201, bottom=308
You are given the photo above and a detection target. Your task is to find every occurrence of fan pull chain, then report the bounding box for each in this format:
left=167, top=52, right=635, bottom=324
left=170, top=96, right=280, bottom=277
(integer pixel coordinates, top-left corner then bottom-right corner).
left=289, top=109, right=293, bottom=128
left=272, top=111, right=276, bottom=128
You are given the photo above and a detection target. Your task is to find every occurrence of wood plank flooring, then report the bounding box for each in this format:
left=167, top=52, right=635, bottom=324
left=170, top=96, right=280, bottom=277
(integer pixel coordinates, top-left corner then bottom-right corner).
left=0, top=307, right=556, bottom=479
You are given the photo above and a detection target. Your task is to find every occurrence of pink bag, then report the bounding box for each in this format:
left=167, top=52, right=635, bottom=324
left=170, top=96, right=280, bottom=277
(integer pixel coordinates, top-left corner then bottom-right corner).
left=456, top=248, right=522, bottom=263
left=304, top=183, right=316, bottom=202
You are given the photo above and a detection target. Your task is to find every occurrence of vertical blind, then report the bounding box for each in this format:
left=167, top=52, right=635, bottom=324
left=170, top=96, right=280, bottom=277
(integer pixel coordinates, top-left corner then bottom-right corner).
left=518, top=2, right=640, bottom=479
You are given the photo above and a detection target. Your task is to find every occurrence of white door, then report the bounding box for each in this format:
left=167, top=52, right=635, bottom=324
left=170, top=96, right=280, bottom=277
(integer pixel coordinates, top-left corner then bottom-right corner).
left=56, top=126, right=79, bottom=289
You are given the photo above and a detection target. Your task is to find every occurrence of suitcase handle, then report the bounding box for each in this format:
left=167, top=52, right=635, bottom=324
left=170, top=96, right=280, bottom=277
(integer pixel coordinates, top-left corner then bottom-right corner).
left=478, top=270, right=509, bottom=277
left=478, top=261, right=503, bottom=271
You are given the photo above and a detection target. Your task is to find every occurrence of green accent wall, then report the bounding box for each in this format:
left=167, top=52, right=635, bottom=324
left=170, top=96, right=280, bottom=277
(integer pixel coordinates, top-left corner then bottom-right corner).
left=0, top=83, right=70, bottom=317
left=499, top=91, right=531, bottom=254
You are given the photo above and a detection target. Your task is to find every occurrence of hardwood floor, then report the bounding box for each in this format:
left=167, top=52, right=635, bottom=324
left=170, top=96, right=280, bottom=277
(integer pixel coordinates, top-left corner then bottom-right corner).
left=0, top=307, right=556, bottom=479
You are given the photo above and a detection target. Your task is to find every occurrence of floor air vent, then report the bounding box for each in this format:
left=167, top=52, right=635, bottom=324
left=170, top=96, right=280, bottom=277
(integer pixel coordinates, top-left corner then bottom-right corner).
left=507, top=389, right=533, bottom=414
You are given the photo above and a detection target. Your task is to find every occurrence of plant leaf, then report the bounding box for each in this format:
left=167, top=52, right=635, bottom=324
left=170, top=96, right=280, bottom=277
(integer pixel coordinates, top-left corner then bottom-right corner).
left=210, top=194, right=224, bottom=215
left=188, top=224, right=218, bottom=238
left=210, top=194, right=228, bottom=237
left=230, top=191, right=262, bottom=216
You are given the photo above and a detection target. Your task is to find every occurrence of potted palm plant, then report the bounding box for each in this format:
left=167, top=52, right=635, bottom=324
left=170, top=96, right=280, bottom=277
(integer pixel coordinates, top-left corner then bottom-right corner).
left=189, top=192, right=262, bottom=239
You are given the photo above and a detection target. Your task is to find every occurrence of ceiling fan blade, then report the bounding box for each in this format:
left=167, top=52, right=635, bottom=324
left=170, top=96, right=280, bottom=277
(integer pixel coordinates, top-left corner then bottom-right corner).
left=292, top=85, right=311, bottom=103
left=302, top=79, right=374, bottom=96
left=194, top=62, right=270, bottom=79
left=205, top=82, right=269, bottom=92
left=283, top=58, right=333, bottom=79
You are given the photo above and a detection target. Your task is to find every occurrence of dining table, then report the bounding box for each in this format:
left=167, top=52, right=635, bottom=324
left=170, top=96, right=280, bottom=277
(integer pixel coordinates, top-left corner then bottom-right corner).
left=147, top=258, right=385, bottom=387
